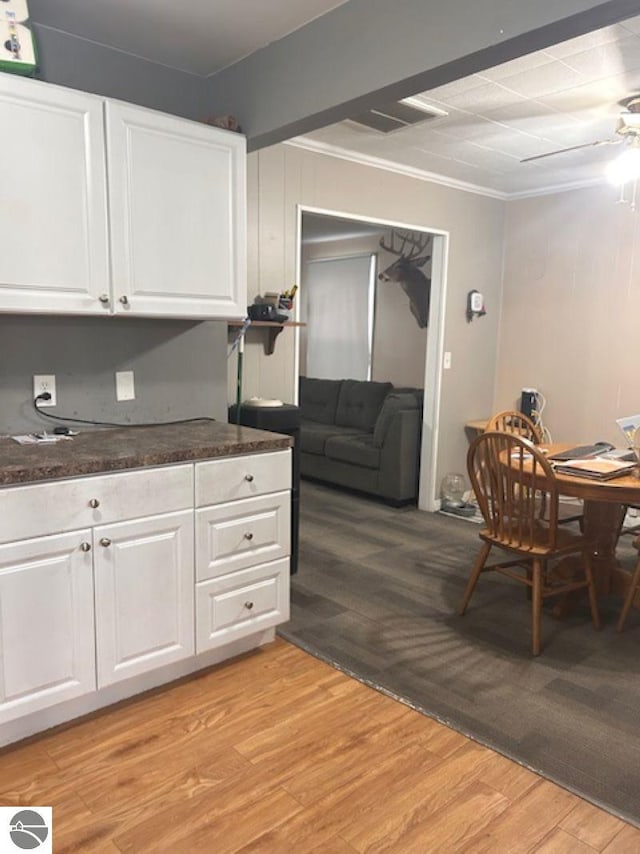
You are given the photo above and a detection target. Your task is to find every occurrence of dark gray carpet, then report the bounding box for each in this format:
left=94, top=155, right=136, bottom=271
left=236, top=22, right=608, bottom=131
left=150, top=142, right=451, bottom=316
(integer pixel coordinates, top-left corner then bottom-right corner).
left=279, top=480, right=640, bottom=826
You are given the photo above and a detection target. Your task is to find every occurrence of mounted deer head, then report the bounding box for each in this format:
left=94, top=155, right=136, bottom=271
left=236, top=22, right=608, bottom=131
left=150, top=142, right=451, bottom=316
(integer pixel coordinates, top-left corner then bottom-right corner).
left=378, top=230, right=432, bottom=328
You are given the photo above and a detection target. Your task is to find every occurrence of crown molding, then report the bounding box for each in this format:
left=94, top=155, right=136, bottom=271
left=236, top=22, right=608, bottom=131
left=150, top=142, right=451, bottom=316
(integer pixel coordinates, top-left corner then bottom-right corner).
left=284, top=136, right=611, bottom=202
left=285, top=137, right=508, bottom=200
left=507, top=175, right=607, bottom=199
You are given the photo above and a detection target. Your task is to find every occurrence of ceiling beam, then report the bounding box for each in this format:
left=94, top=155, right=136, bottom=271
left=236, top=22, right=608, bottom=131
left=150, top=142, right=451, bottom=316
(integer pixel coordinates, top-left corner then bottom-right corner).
left=204, top=0, right=640, bottom=151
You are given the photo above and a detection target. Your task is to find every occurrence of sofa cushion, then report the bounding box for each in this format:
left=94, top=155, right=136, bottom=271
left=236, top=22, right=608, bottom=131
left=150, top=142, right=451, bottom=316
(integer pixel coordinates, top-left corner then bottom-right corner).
left=299, top=377, right=342, bottom=425
left=373, top=391, right=423, bottom=448
left=299, top=422, right=365, bottom=455
left=325, top=434, right=381, bottom=470
left=335, top=380, right=392, bottom=432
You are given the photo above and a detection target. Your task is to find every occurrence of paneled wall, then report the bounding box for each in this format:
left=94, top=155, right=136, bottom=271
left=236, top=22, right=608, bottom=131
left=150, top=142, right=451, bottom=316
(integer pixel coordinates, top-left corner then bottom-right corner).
left=496, top=184, right=640, bottom=446
left=233, top=143, right=505, bottom=497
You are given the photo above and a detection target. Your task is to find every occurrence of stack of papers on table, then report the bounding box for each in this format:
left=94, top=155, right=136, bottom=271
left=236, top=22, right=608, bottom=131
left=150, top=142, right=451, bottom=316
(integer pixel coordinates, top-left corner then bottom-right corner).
left=554, top=458, right=637, bottom=480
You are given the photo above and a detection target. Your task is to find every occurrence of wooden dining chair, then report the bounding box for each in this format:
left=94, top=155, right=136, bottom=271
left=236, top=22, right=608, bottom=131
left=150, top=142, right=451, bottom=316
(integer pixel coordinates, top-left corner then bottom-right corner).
left=486, top=410, right=542, bottom=443
left=486, top=409, right=584, bottom=529
left=617, top=538, right=640, bottom=631
left=460, top=431, right=600, bottom=655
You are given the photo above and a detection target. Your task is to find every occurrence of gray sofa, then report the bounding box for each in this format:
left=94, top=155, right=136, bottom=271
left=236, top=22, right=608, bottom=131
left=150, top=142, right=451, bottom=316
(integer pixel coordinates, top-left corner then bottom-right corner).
left=299, top=376, right=423, bottom=504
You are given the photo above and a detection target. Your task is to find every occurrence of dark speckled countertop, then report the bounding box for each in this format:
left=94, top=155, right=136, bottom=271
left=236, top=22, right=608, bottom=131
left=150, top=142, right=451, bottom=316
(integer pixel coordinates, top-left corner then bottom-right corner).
left=0, top=421, right=292, bottom=485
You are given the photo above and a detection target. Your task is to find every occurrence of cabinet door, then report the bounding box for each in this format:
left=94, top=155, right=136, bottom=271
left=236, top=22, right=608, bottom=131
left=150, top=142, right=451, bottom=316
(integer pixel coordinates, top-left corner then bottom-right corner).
left=106, top=101, right=246, bottom=318
left=94, top=510, right=194, bottom=688
left=0, top=531, right=95, bottom=725
left=0, top=76, right=110, bottom=314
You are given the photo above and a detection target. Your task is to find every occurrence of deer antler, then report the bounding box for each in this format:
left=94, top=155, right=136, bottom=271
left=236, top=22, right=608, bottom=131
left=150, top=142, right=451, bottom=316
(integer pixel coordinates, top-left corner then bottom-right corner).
left=379, top=229, right=431, bottom=260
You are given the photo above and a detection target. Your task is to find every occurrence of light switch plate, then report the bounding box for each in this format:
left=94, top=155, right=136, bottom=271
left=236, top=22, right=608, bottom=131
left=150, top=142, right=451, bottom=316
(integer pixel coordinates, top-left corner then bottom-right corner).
left=116, top=370, right=135, bottom=401
left=443, top=352, right=452, bottom=370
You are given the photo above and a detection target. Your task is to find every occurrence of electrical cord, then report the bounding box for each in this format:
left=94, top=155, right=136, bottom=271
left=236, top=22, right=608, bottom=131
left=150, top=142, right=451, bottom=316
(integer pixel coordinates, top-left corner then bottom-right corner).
left=532, top=390, right=552, bottom=443
left=33, top=393, right=216, bottom=428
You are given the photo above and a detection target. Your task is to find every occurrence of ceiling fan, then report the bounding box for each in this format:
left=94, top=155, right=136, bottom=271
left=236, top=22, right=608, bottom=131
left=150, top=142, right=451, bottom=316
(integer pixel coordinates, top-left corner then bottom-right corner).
left=521, top=95, right=640, bottom=164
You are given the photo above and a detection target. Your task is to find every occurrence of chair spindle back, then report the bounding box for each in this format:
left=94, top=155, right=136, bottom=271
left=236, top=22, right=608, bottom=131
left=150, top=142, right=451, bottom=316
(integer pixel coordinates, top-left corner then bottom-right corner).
left=467, top=431, right=559, bottom=552
left=486, top=410, right=542, bottom=444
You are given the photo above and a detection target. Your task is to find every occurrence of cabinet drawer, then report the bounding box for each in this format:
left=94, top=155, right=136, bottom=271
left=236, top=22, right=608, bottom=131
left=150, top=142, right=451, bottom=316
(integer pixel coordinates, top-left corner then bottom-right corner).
left=196, top=492, right=290, bottom=581
left=0, top=464, right=193, bottom=545
left=196, top=558, right=289, bottom=653
left=195, top=450, right=291, bottom=507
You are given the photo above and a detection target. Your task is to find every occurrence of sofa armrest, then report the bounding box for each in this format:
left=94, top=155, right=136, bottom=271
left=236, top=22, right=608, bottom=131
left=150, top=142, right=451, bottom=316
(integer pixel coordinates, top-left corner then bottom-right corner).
left=378, top=408, right=422, bottom=501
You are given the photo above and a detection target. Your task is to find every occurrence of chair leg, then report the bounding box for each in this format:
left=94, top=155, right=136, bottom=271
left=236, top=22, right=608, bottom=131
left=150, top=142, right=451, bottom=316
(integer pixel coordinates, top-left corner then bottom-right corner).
left=459, top=541, right=491, bottom=616
left=617, top=560, right=640, bottom=632
left=532, top=558, right=543, bottom=656
left=583, top=551, right=601, bottom=631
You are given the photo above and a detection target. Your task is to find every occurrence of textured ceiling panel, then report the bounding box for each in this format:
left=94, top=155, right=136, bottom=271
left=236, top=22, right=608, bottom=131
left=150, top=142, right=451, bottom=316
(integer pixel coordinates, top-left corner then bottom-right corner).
left=298, top=14, right=640, bottom=196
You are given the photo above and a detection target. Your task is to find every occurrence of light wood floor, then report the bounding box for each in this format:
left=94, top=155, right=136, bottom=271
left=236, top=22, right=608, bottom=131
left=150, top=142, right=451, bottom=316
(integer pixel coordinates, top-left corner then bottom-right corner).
left=1, top=638, right=639, bottom=853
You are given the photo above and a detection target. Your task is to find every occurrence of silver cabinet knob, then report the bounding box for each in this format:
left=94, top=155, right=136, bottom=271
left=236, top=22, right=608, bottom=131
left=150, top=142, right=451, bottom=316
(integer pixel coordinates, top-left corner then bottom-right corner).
left=100, top=537, right=111, bottom=547
left=119, top=295, right=129, bottom=306
left=244, top=601, right=254, bottom=610
left=245, top=474, right=254, bottom=482
left=99, top=294, right=110, bottom=305
left=244, top=532, right=254, bottom=541
left=89, top=498, right=100, bottom=508
left=80, top=542, right=91, bottom=552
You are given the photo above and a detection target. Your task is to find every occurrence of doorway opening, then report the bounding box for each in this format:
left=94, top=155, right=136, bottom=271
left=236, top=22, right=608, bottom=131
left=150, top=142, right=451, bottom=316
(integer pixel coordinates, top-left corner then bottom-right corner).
left=294, top=205, right=449, bottom=511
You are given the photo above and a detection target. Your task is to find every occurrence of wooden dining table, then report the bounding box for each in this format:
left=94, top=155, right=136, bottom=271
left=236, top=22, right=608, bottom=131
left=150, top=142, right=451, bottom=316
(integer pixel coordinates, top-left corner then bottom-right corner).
left=541, top=444, right=640, bottom=609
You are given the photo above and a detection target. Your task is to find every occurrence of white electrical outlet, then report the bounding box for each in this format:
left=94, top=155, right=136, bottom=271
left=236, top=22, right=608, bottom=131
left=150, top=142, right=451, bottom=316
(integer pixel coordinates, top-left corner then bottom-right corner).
left=116, top=370, right=135, bottom=401
left=33, top=374, right=56, bottom=407
left=443, top=351, right=452, bottom=370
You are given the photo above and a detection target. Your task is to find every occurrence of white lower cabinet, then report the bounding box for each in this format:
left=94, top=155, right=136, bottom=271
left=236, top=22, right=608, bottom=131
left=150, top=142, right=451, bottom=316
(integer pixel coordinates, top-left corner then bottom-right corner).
left=94, top=510, right=194, bottom=688
left=0, top=530, right=96, bottom=725
left=0, top=451, right=291, bottom=738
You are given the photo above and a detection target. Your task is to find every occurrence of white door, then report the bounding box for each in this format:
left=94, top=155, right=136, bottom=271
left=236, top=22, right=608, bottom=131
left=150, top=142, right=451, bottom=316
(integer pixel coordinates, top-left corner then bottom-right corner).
left=93, top=510, right=194, bottom=687
left=0, top=75, right=110, bottom=314
left=106, top=101, right=246, bottom=318
left=0, top=530, right=96, bottom=725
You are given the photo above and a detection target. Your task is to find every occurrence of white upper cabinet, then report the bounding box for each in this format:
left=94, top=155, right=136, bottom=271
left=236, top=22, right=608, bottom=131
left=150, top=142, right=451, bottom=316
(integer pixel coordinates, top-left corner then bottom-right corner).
left=0, top=76, right=246, bottom=319
left=106, top=102, right=246, bottom=318
left=0, top=75, right=110, bottom=314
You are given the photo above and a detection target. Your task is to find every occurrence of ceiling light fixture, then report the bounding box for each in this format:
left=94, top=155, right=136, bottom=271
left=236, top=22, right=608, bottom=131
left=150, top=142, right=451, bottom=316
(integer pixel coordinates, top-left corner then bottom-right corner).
left=606, top=137, right=640, bottom=211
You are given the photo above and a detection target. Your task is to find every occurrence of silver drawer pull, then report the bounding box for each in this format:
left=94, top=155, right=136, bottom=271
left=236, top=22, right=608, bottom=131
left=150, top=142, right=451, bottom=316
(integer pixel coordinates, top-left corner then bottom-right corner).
left=100, top=537, right=112, bottom=547
left=119, top=295, right=129, bottom=306
left=80, top=542, right=91, bottom=552
left=244, top=532, right=254, bottom=541
left=89, top=498, right=100, bottom=508
left=244, top=601, right=254, bottom=610
left=98, top=294, right=110, bottom=305
left=245, top=474, right=254, bottom=483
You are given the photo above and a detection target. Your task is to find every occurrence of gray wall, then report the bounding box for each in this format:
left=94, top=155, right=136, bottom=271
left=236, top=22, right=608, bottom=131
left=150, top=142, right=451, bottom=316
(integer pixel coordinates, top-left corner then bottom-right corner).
left=0, top=316, right=228, bottom=435
left=29, top=21, right=208, bottom=121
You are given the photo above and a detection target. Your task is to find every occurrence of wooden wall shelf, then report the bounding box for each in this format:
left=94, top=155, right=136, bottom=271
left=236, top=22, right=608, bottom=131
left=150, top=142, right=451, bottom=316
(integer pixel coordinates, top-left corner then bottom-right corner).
left=228, top=320, right=306, bottom=354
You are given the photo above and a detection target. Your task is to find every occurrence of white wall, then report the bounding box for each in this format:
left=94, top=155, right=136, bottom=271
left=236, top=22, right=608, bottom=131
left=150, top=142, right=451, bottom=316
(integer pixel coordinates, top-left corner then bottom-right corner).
left=496, top=183, right=640, bottom=446
left=232, top=143, right=505, bottom=496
